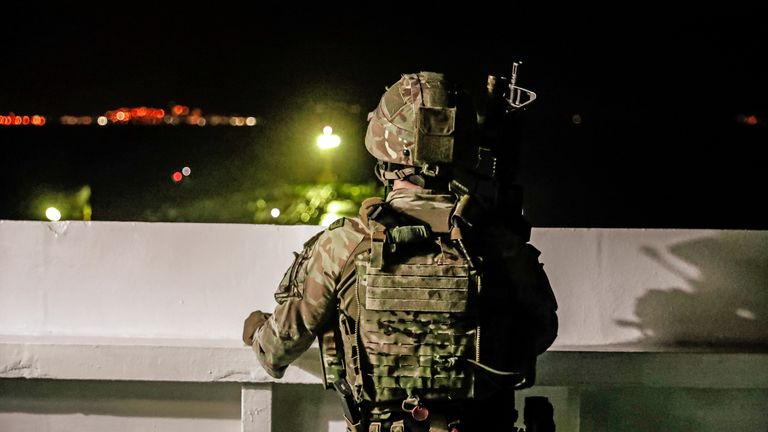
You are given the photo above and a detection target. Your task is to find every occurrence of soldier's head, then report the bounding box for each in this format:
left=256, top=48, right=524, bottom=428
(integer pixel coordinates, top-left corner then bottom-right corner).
left=365, top=71, right=478, bottom=190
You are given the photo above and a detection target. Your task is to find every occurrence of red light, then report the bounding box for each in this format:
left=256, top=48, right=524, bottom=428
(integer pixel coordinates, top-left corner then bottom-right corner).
left=171, top=171, right=183, bottom=183
left=13, top=116, right=22, bottom=125
left=22, top=116, right=30, bottom=125
left=745, top=115, right=758, bottom=126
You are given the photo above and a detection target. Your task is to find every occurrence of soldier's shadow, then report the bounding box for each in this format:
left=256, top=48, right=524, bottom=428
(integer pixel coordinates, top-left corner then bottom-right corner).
left=617, top=231, right=768, bottom=349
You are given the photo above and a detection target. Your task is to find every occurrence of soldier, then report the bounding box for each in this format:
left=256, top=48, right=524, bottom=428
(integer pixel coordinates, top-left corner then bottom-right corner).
left=243, top=71, right=558, bottom=432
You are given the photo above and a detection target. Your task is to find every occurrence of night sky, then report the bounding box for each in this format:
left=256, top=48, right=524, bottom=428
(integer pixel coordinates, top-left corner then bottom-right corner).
left=1, top=7, right=767, bottom=228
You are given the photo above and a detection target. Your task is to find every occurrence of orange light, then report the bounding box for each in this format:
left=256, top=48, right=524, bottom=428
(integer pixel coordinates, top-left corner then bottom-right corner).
left=21, top=116, right=30, bottom=125
left=172, top=105, right=184, bottom=116
left=745, top=115, right=758, bottom=126
left=13, top=116, right=21, bottom=125
left=38, top=116, right=46, bottom=126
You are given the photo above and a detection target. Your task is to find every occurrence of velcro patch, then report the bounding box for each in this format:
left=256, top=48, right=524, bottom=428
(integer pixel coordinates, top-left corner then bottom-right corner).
left=328, top=217, right=346, bottom=231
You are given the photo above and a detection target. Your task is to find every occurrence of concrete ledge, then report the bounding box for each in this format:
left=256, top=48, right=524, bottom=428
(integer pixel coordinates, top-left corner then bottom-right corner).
left=0, top=336, right=318, bottom=384
left=537, top=348, right=768, bottom=389
left=3, top=336, right=765, bottom=389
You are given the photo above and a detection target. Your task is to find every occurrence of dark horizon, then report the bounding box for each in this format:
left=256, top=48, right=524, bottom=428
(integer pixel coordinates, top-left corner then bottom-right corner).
left=2, top=8, right=767, bottom=228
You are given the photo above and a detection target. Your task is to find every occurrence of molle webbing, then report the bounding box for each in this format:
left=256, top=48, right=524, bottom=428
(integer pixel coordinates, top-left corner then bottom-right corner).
left=358, top=260, right=477, bottom=402
left=365, top=265, right=470, bottom=312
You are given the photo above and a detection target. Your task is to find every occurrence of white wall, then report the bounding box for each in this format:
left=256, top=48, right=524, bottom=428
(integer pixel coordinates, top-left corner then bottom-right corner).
left=1, top=220, right=767, bottom=432
left=2, top=221, right=766, bottom=348
left=0, top=220, right=321, bottom=340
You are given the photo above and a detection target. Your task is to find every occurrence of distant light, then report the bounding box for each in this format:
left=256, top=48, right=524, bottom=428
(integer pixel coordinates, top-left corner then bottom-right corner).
left=172, top=105, right=187, bottom=116
left=116, top=111, right=126, bottom=121
left=319, top=213, right=340, bottom=227
left=45, top=207, right=62, bottom=222
left=182, top=166, right=191, bottom=176
left=317, top=126, right=341, bottom=150
left=172, top=171, right=183, bottom=183
left=326, top=201, right=343, bottom=213
left=736, top=308, right=756, bottom=320
left=744, top=115, right=758, bottom=126
left=270, top=208, right=281, bottom=218
left=197, top=118, right=206, bottom=126
left=571, top=114, right=582, bottom=125
left=246, top=116, right=257, bottom=126
left=97, top=116, right=108, bottom=126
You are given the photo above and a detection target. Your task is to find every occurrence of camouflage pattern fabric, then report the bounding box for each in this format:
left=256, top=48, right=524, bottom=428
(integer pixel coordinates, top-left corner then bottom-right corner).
left=253, top=188, right=558, bottom=408
left=253, top=217, right=367, bottom=378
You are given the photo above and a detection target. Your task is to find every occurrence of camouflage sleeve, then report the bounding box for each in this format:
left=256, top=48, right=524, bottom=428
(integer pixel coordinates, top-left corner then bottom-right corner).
left=253, top=219, right=366, bottom=378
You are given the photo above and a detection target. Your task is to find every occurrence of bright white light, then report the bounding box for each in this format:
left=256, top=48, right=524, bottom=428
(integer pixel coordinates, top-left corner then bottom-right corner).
left=270, top=208, right=281, bottom=218
left=97, top=116, right=108, bottom=126
left=319, top=213, right=340, bottom=227
left=736, top=308, right=756, bottom=320
left=317, top=126, right=341, bottom=150
left=45, top=207, right=62, bottom=221
left=246, top=117, right=257, bottom=126
left=182, top=166, right=191, bottom=176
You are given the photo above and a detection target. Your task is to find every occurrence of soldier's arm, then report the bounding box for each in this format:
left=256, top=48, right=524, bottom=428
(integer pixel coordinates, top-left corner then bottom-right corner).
left=481, top=223, right=559, bottom=354
left=515, top=243, right=559, bottom=354
left=252, top=221, right=365, bottom=378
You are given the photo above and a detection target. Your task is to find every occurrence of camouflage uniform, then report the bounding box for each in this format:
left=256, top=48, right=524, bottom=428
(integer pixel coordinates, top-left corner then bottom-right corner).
left=252, top=188, right=558, bottom=431
left=251, top=70, right=557, bottom=432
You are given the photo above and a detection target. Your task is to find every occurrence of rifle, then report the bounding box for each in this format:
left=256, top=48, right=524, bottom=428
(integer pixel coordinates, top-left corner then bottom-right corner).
left=450, top=62, right=537, bottom=240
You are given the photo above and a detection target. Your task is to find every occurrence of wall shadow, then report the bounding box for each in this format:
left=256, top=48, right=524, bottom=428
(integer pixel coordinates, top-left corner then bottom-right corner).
left=617, top=231, right=768, bottom=349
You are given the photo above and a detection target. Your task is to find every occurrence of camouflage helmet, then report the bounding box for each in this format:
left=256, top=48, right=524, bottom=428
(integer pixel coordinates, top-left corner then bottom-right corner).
left=365, top=72, right=477, bottom=176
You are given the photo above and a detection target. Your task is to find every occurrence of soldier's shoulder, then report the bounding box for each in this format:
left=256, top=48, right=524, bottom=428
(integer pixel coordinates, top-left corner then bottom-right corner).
left=315, top=216, right=368, bottom=253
